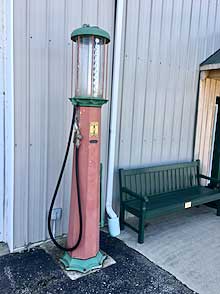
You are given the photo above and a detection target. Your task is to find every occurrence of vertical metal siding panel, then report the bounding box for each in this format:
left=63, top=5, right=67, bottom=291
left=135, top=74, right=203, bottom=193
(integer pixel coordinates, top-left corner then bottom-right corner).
left=170, top=0, right=193, bottom=161
left=82, top=0, right=98, bottom=24
left=118, top=0, right=140, bottom=167
left=42, top=0, right=50, bottom=241
left=191, top=2, right=205, bottom=68
left=46, top=0, right=66, bottom=239
left=28, top=0, right=47, bottom=244
left=115, top=1, right=127, bottom=167
left=211, top=0, right=219, bottom=53
left=213, top=1, right=220, bottom=49
left=13, top=0, right=29, bottom=248
left=178, top=0, right=199, bottom=161
left=185, top=0, right=202, bottom=160
left=196, top=0, right=210, bottom=64
left=130, top=0, right=152, bottom=166
left=151, top=0, right=174, bottom=163
left=0, top=0, right=5, bottom=241
left=201, top=0, right=211, bottom=62
left=205, top=0, right=218, bottom=57
left=161, top=0, right=183, bottom=162
left=141, top=0, right=163, bottom=164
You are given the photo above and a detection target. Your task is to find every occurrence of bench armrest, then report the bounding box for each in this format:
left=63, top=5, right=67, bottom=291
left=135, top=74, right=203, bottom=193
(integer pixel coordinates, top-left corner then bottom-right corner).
left=121, top=187, right=149, bottom=202
left=199, top=174, right=220, bottom=184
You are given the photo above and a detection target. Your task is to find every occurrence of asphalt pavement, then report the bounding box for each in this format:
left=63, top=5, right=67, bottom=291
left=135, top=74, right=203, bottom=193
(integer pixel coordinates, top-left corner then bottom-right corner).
left=0, top=232, right=196, bottom=294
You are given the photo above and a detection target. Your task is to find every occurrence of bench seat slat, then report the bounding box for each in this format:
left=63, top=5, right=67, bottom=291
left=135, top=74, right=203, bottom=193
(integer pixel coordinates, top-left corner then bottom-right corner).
left=147, top=186, right=218, bottom=206
left=124, top=187, right=220, bottom=218
left=120, top=161, right=199, bottom=176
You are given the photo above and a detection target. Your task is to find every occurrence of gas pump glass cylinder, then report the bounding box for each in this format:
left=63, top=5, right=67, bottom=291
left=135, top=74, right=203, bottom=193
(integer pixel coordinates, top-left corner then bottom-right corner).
left=71, top=25, right=110, bottom=99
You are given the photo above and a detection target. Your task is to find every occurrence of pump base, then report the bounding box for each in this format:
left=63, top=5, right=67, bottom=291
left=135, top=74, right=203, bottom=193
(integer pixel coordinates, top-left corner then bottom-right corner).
left=60, top=251, right=106, bottom=273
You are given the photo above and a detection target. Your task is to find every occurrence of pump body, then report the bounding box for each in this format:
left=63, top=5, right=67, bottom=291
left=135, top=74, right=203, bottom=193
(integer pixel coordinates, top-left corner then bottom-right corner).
left=59, top=25, right=110, bottom=272
left=68, top=107, right=101, bottom=259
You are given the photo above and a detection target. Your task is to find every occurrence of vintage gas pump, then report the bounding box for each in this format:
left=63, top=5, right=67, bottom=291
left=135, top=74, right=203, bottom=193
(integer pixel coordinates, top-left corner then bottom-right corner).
left=48, top=25, right=112, bottom=272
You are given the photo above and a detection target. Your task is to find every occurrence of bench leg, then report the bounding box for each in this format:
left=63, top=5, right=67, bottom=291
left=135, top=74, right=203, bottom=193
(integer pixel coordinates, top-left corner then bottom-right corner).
left=215, top=200, right=220, bottom=216
left=120, top=205, right=125, bottom=230
left=217, top=203, right=220, bottom=216
left=138, top=214, right=145, bottom=244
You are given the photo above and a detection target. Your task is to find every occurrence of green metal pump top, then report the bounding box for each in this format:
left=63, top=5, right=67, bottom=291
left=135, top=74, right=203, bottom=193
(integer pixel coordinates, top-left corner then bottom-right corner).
left=71, top=24, right=110, bottom=43
left=69, top=24, right=110, bottom=107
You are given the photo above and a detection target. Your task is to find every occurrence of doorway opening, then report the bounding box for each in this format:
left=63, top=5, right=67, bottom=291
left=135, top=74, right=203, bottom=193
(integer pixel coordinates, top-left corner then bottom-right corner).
left=194, top=49, right=220, bottom=183
left=210, top=96, right=220, bottom=188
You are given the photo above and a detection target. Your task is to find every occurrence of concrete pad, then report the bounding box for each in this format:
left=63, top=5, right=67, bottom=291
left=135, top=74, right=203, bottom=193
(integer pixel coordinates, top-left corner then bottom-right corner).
left=63, top=253, right=116, bottom=281
left=40, top=237, right=115, bottom=281
left=118, top=205, right=220, bottom=294
left=0, top=242, right=9, bottom=257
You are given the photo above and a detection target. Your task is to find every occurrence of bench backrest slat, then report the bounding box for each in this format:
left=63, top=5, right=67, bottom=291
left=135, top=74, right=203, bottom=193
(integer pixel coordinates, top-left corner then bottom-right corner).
left=119, top=161, right=200, bottom=200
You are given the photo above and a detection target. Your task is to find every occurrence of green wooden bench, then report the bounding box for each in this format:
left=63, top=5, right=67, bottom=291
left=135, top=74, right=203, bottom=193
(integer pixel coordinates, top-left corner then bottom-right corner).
left=119, top=160, right=220, bottom=244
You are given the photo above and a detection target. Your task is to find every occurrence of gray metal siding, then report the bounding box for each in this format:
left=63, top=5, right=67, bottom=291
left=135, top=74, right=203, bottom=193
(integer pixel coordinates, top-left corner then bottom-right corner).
left=112, top=0, right=220, bottom=215
left=13, top=0, right=115, bottom=249
left=0, top=0, right=5, bottom=242
left=117, top=0, right=220, bottom=169
left=13, top=0, right=220, bottom=249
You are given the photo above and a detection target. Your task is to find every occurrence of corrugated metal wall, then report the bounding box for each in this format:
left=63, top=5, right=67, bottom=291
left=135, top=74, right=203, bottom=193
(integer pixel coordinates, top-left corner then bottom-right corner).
left=117, top=0, right=220, bottom=168
left=195, top=77, right=220, bottom=177
left=12, top=0, right=220, bottom=249
left=112, top=0, right=220, bottom=213
left=13, top=0, right=115, bottom=249
left=0, top=0, right=5, bottom=242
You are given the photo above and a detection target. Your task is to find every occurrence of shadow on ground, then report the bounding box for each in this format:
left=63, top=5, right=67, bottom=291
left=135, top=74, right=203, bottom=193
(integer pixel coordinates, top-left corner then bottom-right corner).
left=0, top=232, right=196, bottom=294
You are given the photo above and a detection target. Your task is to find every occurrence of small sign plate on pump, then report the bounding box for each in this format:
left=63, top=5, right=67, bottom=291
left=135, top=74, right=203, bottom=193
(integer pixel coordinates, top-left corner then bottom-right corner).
left=89, top=122, right=99, bottom=137
left=185, top=201, right=192, bottom=209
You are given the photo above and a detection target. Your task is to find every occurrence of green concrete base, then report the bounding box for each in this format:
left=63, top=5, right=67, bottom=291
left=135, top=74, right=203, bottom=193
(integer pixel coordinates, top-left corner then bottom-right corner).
left=60, top=251, right=106, bottom=273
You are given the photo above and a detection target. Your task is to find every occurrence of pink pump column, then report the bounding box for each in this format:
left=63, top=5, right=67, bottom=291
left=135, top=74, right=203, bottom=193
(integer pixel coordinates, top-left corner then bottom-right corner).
left=61, top=106, right=106, bottom=272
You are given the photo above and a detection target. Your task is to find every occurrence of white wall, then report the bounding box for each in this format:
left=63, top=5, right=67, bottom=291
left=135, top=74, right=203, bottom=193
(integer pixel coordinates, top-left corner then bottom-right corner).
left=13, top=0, right=115, bottom=250
left=2, top=0, right=15, bottom=251
left=111, top=0, right=220, bottom=214
left=0, top=0, right=15, bottom=250
left=0, top=0, right=5, bottom=242
left=117, top=0, right=220, bottom=167
left=9, top=0, right=220, bottom=250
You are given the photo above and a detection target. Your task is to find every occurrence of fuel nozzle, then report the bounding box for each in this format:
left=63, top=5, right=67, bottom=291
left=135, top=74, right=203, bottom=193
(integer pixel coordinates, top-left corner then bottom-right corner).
left=73, top=112, right=82, bottom=148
